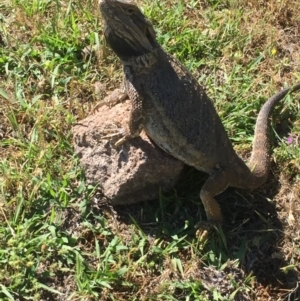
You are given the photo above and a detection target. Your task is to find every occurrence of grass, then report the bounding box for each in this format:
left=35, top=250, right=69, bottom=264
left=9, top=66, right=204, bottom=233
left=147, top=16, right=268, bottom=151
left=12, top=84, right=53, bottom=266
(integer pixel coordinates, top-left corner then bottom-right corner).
left=1, top=0, right=300, bottom=300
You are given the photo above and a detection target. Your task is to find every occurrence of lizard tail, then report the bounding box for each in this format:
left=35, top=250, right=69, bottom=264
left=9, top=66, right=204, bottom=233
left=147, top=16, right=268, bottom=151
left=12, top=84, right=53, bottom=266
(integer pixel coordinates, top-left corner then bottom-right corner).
left=247, top=83, right=300, bottom=188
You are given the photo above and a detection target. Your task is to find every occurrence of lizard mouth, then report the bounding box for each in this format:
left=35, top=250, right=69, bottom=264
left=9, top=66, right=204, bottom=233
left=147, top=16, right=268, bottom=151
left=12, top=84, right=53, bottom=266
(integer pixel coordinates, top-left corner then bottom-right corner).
left=144, top=27, right=156, bottom=49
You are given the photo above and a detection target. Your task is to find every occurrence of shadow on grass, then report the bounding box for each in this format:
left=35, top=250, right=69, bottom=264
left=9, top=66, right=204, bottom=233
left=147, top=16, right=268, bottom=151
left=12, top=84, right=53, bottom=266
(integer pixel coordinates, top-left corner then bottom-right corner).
left=107, top=165, right=299, bottom=299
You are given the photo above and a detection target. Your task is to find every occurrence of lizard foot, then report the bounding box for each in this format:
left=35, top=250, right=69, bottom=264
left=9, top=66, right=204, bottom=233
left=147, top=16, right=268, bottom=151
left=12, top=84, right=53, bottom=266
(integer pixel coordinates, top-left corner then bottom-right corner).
left=91, top=86, right=128, bottom=115
left=100, top=127, right=126, bottom=139
left=98, top=122, right=126, bottom=141
left=194, top=220, right=221, bottom=242
left=100, top=127, right=136, bottom=148
left=115, top=132, right=141, bottom=147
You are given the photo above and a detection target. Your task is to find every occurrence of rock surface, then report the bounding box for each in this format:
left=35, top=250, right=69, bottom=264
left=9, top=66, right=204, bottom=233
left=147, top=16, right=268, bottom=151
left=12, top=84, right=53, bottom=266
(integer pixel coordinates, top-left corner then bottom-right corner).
left=72, top=98, right=185, bottom=205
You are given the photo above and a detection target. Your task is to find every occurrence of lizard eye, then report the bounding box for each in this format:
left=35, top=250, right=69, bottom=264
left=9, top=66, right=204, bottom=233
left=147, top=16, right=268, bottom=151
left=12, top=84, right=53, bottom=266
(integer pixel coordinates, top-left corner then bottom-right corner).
left=126, top=8, right=135, bottom=14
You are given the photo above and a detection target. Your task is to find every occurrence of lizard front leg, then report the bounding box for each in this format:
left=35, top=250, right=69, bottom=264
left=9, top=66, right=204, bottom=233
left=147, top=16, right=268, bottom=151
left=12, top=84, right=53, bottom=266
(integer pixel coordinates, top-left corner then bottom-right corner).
left=115, top=80, right=144, bottom=146
left=91, top=83, right=128, bottom=114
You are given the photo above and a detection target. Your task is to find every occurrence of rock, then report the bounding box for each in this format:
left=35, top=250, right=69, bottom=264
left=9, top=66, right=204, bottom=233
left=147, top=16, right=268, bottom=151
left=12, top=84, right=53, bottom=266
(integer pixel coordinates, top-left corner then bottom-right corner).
left=72, top=98, right=185, bottom=205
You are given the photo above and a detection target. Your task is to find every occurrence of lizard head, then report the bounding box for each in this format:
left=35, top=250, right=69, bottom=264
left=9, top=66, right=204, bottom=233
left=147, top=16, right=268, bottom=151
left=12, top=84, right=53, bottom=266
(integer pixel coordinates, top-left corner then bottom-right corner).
left=99, top=0, right=158, bottom=61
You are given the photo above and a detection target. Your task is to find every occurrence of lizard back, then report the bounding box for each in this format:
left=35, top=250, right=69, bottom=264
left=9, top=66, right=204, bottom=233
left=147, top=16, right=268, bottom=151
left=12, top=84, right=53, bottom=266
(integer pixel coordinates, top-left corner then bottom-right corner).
left=123, top=48, right=239, bottom=173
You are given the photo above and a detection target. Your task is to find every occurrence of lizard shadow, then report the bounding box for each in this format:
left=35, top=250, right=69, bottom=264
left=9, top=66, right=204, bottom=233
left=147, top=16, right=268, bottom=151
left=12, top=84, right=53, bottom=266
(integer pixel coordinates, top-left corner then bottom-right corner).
left=112, top=164, right=299, bottom=297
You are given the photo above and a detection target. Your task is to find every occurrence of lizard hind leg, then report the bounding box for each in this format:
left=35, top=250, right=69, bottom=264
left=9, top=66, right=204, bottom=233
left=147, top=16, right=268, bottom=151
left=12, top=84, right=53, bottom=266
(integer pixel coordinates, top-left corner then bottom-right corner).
left=199, top=168, right=232, bottom=224
left=195, top=169, right=230, bottom=240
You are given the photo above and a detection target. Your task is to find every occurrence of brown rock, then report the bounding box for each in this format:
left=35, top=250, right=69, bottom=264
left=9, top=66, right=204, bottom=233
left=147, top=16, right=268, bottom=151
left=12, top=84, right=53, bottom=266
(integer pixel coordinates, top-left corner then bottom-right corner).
left=72, top=99, right=184, bottom=205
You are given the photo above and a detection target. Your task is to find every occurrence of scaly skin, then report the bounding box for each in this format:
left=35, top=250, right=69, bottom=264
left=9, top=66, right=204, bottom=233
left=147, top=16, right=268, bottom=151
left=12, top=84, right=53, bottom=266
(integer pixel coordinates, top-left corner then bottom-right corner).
left=98, top=0, right=300, bottom=224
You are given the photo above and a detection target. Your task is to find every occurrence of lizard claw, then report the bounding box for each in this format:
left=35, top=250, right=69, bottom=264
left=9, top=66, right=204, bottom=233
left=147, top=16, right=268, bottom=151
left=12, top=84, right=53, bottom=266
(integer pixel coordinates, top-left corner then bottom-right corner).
left=99, top=127, right=135, bottom=147
left=101, top=128, right=126, bottom=140
left=115, top=135, right=129, bottom=147
left=91, top=102, right=105, bottom=114
left=194, top=220, right=222, bottom=242
left=91, top=87, right=128, bottom=115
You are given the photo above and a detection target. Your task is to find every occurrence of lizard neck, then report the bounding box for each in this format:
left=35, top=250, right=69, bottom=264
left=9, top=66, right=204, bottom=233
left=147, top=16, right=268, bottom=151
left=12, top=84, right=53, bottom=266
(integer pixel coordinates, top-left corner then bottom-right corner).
left=123, top=47, right=160, bottom=68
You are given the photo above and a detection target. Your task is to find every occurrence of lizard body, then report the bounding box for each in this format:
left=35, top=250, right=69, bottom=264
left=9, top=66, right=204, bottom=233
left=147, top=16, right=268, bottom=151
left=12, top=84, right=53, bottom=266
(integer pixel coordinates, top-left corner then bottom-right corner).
left=98, top=0, right=300, bottom=223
